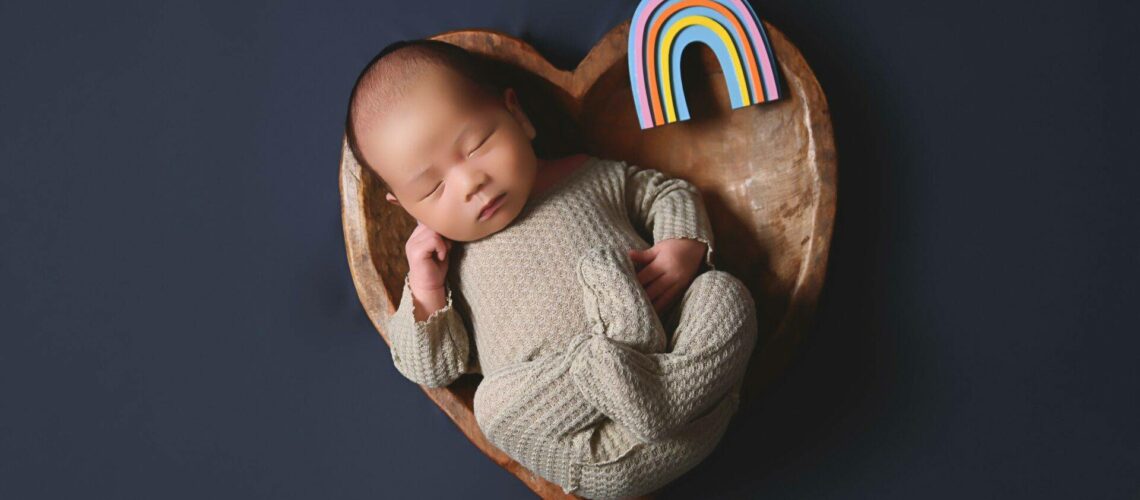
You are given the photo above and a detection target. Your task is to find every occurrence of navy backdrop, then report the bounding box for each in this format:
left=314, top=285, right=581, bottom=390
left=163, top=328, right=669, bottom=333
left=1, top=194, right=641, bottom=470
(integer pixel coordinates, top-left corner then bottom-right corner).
left=2, top=0, right=1137, bottom=498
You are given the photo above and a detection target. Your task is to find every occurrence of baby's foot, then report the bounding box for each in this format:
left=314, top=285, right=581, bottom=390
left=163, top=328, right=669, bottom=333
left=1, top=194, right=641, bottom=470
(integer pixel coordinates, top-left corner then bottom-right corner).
left=575, top=245, right=666, bottom=353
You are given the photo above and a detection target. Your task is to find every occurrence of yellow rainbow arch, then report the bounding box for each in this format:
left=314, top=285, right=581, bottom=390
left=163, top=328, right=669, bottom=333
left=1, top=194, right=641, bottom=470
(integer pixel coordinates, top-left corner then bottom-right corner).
left=659, top=16, right=751, bottom=123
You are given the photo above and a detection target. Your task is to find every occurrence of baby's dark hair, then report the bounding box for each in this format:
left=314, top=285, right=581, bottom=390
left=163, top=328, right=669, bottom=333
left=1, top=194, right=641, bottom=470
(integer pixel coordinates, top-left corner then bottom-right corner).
left=344, top=39, right=505, bottom=193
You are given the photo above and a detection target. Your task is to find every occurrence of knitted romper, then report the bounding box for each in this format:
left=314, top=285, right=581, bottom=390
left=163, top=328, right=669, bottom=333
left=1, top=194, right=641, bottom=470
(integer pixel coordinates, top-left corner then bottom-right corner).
left=383, top=156, right=758, bottom=499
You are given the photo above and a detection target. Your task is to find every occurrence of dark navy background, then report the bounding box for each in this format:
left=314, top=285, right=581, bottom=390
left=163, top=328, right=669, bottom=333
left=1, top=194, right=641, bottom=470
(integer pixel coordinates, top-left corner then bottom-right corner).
left=2, top=1, right=1137, bottom=498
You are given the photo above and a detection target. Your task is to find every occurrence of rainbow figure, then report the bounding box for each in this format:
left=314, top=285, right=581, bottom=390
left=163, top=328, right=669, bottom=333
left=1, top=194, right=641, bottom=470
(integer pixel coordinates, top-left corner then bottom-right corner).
left=628, top=0, right=784, bottom=129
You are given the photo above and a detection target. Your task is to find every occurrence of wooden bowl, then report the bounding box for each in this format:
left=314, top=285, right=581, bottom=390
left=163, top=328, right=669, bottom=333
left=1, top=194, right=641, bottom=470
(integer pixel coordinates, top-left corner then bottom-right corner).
left=339, top=19, right=836, bottom=499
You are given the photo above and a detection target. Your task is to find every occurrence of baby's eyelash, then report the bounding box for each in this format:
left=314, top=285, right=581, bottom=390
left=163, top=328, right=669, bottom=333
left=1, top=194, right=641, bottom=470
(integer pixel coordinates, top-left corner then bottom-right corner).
left=469, top=138, right=488, bottom=156
left=469, top=129, right=495, bottom=156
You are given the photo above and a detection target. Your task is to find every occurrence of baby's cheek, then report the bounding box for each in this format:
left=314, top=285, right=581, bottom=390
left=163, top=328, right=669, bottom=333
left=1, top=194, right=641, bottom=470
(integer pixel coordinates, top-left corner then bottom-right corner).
left=499, top=136, right=533, bottom=175
left=495, top=143, right=524, bottom=169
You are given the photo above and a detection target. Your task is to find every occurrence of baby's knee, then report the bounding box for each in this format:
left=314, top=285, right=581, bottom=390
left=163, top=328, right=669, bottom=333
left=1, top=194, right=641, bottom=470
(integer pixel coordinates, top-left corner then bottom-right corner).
left=472, top=363, right=534, bottom=435
left=472, top=383, right=503, bottom=439
left=686, top=271, right=758, bottom=341
left=691, top=270, right=755, bottom=307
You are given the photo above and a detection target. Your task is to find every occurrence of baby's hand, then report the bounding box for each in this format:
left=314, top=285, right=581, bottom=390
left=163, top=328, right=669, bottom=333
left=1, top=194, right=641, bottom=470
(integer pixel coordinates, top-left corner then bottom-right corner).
left=406, top=222, right=452, bottom=320
left=628, top=238, right=709, bottom=315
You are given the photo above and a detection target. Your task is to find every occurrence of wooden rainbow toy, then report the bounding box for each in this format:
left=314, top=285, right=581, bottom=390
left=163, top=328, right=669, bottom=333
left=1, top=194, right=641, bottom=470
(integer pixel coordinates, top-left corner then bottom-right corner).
left=628, top=0, right=784, bottom=129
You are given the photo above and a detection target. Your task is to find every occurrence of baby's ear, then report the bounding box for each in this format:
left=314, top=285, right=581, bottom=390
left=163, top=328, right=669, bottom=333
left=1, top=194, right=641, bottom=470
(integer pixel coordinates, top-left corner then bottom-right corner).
left=504, top=87, right=536, bottom=140
left=385, top=192, right=401, bottom=206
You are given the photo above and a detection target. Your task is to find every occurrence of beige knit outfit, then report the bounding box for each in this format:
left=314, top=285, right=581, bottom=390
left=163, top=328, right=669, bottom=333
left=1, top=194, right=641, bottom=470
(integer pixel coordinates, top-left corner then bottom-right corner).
left=384, top=156, right=758, bottom=499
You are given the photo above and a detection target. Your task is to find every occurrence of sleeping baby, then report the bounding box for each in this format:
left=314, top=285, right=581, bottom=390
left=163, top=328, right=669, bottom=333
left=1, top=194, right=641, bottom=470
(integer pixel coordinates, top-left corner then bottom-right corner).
left=345, top=39, right=758, bottom=499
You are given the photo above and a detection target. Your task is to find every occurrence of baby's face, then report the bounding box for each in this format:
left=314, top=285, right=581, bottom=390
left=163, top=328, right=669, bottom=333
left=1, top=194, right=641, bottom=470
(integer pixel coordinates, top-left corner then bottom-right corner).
left=358, top=65, right=539, bottom=242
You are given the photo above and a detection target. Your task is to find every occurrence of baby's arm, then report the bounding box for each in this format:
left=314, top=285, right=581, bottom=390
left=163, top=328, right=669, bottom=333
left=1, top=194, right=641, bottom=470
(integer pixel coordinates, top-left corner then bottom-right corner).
left=384, top=272, right=471, bottom=388
left=621, top=162, right=716, bottom=269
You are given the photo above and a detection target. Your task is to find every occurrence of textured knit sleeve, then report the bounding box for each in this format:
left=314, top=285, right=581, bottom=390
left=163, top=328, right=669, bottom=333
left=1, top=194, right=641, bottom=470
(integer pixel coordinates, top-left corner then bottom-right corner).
left=384, top=272, right=471, bottom=388
left=620, top=162, right=717, bottom=270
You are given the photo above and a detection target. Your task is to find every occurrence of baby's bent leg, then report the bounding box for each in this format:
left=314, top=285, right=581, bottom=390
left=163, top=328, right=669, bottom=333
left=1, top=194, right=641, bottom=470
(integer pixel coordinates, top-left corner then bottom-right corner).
left=473, top=334, right=605, bottom=494
left=576, top=388, right=741, bottom=500
left=571, top=249, right=758, bottom=442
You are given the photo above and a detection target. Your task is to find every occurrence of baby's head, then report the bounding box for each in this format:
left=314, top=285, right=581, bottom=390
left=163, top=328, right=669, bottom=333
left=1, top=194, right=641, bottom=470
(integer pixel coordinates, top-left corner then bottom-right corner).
left=346, top=39, right=539, bottom=242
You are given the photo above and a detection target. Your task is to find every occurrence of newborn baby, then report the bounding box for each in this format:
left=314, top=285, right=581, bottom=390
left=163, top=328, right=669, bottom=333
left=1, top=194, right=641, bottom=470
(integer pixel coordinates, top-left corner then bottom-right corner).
left=345, top=39, right=758, bottom=499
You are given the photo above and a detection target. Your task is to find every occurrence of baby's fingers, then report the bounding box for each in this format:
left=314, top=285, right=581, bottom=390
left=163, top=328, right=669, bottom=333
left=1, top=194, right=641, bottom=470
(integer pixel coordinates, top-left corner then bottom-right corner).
left=435, top=238, right=448, bottom=261
left=644, top=273, right=674, bottom=300
left=651, top=281, right=682, bottom=314
left=637, top=262, right=665, bottom=287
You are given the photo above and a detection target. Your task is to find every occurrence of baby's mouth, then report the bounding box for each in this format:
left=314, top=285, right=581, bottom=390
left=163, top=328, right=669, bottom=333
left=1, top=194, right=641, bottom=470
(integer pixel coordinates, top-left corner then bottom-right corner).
left=477, top=192, right=507, bottom=221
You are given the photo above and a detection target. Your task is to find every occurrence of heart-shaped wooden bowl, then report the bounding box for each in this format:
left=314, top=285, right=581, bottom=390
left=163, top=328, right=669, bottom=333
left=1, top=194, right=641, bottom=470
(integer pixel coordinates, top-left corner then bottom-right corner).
left=339, top=19, right=836, bottom=498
